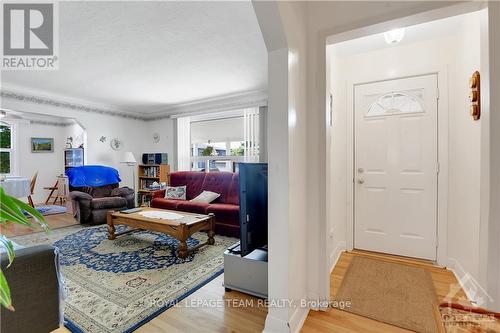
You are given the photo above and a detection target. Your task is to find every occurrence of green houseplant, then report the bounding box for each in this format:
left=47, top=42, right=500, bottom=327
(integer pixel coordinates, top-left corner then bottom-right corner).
left=0, top=187, right=48, bottom=310
left=201, top=145, right=218, bottom=157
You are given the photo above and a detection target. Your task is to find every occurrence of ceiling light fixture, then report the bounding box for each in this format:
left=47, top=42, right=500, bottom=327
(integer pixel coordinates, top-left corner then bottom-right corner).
left=384, top=28, right=405, bottom=44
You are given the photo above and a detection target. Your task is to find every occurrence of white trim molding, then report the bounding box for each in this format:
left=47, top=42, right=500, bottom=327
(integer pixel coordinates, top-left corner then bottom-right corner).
left=344, top=69, right=449, bottom=266
left=289, top=304, right=310, bottom=333
left=1, top=88, right=267, bottom=121
left=330, top=241, right=346, bottom=274
left=1, top=90, right=145, bottom=120
left=165, top=90, right=268, bottom=119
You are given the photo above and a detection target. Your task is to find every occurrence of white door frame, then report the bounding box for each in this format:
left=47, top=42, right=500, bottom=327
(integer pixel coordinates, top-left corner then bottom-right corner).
left=345, top=69, right=449, bottom=266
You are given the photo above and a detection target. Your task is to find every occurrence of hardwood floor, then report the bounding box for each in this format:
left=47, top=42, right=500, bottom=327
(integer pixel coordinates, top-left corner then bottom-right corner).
left=56, top=249, right=465, bottom=333
left=12, top=211, right=466, bottom=332
left=301, top=250, right=467, bottom=333
left=1, top=211, right=78, bottom=237
left=53, top=274, right=268, bottom=333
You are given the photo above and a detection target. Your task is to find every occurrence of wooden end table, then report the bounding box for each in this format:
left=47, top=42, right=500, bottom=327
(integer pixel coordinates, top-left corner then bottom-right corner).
left=107, top=208, right=215, bottom=259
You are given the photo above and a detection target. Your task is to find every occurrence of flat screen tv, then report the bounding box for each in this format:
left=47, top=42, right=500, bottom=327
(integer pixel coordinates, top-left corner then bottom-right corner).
left=238, top=163, right=268, bottom=256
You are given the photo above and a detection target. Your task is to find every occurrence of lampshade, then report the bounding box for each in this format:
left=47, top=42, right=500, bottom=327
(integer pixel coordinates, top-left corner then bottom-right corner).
left=121, top=152, right=137, bottom=164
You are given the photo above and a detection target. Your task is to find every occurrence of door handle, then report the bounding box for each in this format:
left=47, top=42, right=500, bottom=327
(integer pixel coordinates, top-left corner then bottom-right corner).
left=357, top=178, right=365, bottom=184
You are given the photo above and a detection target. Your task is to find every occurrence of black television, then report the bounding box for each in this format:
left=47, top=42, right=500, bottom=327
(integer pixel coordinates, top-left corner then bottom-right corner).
left=238, top=163, right=268, bottom=256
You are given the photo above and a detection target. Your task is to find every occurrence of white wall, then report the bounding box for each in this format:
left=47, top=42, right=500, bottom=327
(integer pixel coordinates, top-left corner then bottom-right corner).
left=1, top=95, right=176, bottom=190
left=448, top=12, right=482, bottom=286
left=253, top=1, right=309, bottom=331
left=17, top=121, right=66, bottom=203
left=279, top=2, right=309, bottom=331
left=142, top=118, right=176, bottom=170
left=327, top=11, right=483, bottom=288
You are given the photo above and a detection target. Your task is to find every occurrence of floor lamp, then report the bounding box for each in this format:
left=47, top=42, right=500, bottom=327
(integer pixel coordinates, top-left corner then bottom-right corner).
left=121, top=152, right=137, bottom=206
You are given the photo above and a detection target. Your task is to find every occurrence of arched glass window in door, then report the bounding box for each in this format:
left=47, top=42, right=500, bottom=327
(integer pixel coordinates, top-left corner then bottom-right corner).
left=367, top=92, right=423, bottom=116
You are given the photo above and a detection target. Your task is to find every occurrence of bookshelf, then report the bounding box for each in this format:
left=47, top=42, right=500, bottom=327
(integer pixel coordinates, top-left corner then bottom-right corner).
left=138, top=164, right=170, bottom=205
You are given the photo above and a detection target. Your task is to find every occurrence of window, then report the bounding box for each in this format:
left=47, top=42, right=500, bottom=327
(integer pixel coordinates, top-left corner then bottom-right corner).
left=0, top=121, right=14, bottom=174
left=230, top=141, right=245, bottom=156
left=192, top=141, right=228, bottom=171
left=367, top=92, right=423, bottom=116
left=188, top=108, right=260, bottom=172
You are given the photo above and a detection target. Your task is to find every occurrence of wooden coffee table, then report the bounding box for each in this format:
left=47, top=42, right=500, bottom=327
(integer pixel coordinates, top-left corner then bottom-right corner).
left=107, top=208, right=215, bottom=259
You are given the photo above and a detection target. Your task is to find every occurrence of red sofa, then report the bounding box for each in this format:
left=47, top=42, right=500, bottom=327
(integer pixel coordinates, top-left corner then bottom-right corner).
left=151, top=171, right=240, bottom=237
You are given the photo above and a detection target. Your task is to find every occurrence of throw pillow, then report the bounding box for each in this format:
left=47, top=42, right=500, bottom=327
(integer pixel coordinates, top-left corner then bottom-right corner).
left=165, top=186, right=187, bottom=200
left=190, top=190, right=220, bottom=203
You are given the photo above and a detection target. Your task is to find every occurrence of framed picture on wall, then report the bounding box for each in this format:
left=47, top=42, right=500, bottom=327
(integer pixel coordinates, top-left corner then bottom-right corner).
left=31, top=137, right=54, bottom=153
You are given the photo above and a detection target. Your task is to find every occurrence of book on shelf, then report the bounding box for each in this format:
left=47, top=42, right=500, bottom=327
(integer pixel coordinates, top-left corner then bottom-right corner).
left=140, top=179, right=160, bottom=190
left=140, top=166, right=159, bottom=177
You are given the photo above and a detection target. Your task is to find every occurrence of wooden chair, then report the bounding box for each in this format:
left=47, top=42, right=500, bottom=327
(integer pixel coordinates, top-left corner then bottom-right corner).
left=27, top=172, right=38, bottom=207
left=44, top=181, right=59, bottom=204
left=53, top=175, right=68, bottom=205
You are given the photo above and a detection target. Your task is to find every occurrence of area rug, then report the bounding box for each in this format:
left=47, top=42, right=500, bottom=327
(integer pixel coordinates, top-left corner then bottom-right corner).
left=440, top=304, right=500, bottom=333
left=13, top=224, right=237, bottom=333
left=36, top=204, right=67, bottom=216
left=23, top=204, right=67, bottom=217
left=335, top=256, right=439, bottom=333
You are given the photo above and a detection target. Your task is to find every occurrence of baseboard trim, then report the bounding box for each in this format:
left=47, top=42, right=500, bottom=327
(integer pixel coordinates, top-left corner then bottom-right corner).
left=263, top=312, right=290, bottom=333
left=447, top=257, right=487, bottom=305
left=289, top=304, right=310, bottom=333
left=330, top=241, right=346, bottom=273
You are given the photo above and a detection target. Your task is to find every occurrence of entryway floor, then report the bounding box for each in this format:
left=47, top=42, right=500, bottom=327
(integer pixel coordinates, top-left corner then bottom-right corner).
left=301, top=250, right=469, bottom=332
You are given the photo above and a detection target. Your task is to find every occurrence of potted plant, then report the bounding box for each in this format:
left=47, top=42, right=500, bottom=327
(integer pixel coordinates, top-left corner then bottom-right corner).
left=0, top=187, right=47, bottom=310
left=201, top=145, right=218, bottom=157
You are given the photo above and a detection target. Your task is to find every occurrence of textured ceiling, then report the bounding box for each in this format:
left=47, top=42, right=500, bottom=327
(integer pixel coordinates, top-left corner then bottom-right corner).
left=1, top=1, right=267, bottom=115
left=333, top=12, right=474, bottom=57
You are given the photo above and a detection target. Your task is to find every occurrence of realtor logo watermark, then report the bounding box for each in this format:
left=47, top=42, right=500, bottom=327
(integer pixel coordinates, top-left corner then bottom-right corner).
left=1, top=2, right=59, bottom=70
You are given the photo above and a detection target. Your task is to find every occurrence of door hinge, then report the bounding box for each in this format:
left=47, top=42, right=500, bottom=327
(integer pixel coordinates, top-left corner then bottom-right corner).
left=437, top=162, right=440, bottom=174
left=437, top=87, right=440, bottom=100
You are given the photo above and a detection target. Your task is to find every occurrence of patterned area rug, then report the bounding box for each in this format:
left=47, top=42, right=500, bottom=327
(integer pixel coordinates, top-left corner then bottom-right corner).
left=13, top=224, right=237, bottom=333
left=440, top=306, right=500, bottom=333
left=36, top=204, right=67, bottom=216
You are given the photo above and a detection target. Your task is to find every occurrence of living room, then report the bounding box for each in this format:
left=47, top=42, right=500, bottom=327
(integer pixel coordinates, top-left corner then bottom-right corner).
left=1, top=1, right=270, bottom=332
left=2, top=1, right=500, bottom=333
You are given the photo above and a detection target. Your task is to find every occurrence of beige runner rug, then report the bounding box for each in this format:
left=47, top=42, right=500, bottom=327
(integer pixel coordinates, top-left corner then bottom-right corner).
left=335, top=256, right=439, bottom=333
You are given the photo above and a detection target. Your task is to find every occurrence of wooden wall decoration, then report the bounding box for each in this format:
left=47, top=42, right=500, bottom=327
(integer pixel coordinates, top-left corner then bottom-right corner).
left=470, top=71, right=480, bottom=121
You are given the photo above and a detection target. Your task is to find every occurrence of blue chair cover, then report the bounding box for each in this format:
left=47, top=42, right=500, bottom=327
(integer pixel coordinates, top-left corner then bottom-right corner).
left=66, top=165, right=121, bottom=187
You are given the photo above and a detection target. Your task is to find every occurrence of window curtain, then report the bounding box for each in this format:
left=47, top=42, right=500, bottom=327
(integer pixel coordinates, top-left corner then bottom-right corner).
left=176, top=116, right=191, bottom=171
left=243, top=107, right=259, bottom=162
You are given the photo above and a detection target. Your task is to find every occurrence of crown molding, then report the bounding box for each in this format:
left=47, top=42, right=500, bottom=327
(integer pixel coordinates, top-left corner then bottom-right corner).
left=0, top=88, right=268, bottom=121
left=0, top=89, right=148, bottom=120
left=156, top=90, right=268, bottom=119
left=29, top=120, right=74, bottom=127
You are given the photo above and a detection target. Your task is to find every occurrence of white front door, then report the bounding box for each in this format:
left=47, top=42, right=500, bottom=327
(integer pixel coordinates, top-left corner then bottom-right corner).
left=354, top=74, right=438, bottom=260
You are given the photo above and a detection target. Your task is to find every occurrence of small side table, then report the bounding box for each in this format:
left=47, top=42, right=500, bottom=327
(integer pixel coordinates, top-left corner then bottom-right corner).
left=137, top=189, right=159, bottom=206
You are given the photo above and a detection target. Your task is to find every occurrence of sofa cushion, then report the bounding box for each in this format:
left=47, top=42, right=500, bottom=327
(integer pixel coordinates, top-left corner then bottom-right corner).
left=170, top=172, right=206, bottom=200
left=176, top=201, right=210, bottom=214
left=227, top=174, right=239, bottom=205
left=165, top=186, right=187, bottom=200
left=74, top=184, right=118, bottom=198
left=190, top=190, right=220, bottom=203
left=91, top=197, right=127, bottom=210
left=151, top=198, right=181, bottom=210
left=206, top=204, right=239, bottom=225
left=200, top=172, right=234, bottom=203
